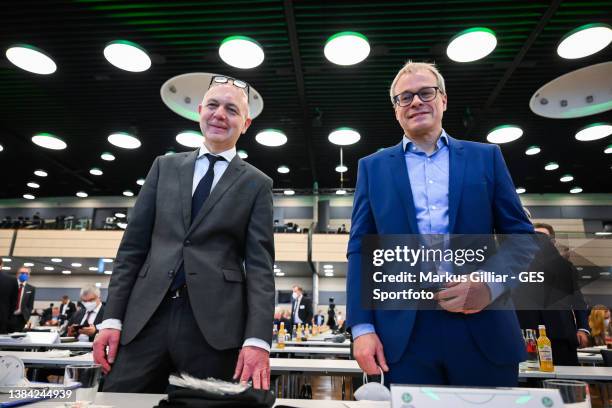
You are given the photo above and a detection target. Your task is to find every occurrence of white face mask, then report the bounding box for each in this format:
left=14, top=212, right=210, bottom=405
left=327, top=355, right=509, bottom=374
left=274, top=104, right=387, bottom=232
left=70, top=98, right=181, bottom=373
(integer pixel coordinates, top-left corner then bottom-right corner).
left=292, top=292, right=298, bottom=300
left=605, top=319, right=610, bottom=327
left=82, top=301, right=97, bottom=312
left=354, top=369, right=391, bottom=401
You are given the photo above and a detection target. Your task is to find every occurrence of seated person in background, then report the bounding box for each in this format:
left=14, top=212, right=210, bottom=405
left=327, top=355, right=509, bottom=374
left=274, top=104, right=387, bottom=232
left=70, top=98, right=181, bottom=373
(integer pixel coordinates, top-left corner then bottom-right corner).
left=314, top=310, right=325, bottom=326
left=67, top=286, right=104, bottom=342
left=59, top=295, right=76, bottom=320
left=42, top=307, right=62, bottom=326
left=588, top=305, right=612, bottom=346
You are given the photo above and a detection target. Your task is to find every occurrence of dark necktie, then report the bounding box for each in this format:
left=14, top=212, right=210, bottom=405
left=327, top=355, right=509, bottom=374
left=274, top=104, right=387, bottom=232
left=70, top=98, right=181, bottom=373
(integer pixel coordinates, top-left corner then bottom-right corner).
left=84, top=311, right=93, bottom=325
left=171, top=154, right=226, bottom=291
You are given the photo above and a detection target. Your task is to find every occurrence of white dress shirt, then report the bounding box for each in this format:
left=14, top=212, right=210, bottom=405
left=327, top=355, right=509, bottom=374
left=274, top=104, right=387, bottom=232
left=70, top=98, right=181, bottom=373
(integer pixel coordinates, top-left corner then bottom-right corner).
left=98, top=145, right=270, bottom=352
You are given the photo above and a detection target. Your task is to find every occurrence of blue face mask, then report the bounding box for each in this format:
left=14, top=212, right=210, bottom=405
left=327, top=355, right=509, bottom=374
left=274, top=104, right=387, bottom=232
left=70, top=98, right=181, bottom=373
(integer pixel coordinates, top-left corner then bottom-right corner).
left=18, top=273, right=29, bottom=282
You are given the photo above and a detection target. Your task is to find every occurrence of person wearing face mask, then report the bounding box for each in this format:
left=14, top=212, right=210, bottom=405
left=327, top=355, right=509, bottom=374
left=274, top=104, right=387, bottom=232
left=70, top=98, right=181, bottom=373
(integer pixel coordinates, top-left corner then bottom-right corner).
left=291, top=285, right=313, bottom=330
left=9, top=267, right=36, bottom=333
left=589, top=305, right=612, bottom=347
left=67, top=286, right=105, bottom=342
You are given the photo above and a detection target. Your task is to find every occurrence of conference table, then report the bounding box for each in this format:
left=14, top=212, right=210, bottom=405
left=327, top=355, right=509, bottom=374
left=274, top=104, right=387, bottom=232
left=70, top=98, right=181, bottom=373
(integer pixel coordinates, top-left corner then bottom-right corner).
left=0, top=340, right=92, bottom=351
left=284, top=340, right=350, bottom=347
left=272, top=346, right=351, bottom=357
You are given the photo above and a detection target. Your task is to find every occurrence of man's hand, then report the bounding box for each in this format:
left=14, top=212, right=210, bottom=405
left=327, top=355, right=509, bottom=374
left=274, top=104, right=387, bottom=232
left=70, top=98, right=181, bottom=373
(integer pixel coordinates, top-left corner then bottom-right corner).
left=435, top=280, right=491, bottom=314
left=93, top=328, right=121, bottom=374
left=577, top=331, right=589, bottom=348
left=353, top=333, right=389, bottom=375
left=79, top=325, right=96, bottom=337
left=233, top=346, right=270, bottom=390
left=67, top=324, right=77, bottom=337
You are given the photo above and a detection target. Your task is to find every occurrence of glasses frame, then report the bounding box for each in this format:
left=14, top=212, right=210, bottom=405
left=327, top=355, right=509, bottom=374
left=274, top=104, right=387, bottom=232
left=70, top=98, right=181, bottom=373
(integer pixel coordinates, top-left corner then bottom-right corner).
left=209, top=75, right=250, bottom=98
left=393, top=86, right=440, bottom=107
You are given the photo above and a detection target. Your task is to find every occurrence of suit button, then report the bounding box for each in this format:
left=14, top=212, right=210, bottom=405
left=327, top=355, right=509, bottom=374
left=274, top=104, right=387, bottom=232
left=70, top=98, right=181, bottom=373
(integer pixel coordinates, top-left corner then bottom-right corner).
left=184, top=240, right=192, bottom=247
left=167, top=270, right=174, bottom=278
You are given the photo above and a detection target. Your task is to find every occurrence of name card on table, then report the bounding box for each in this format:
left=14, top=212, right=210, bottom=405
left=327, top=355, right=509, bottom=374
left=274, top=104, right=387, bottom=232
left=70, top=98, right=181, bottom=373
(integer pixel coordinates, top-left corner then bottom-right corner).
left=26, top=331, right=60, bottom=345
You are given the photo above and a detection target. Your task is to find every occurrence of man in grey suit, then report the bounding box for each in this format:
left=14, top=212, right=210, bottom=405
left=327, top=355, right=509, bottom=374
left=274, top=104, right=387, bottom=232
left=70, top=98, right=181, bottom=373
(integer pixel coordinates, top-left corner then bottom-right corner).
left=93, top=75, right=275, bottom=392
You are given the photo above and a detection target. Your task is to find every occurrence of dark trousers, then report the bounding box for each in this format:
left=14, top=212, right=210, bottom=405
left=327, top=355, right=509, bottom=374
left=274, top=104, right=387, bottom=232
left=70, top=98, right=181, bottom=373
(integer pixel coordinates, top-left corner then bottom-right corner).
left=103, top=290, right=240, bottom=393
left=386, top=310, right=518, bottom=387
left=8, top=315, right=26, bottom=333
left=551, top=338, right=579, bottom=366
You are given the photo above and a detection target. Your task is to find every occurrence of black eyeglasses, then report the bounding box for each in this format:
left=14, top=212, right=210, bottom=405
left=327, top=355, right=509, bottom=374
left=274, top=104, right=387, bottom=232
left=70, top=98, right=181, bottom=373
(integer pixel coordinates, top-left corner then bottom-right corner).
left=209, top=75, right=250, bottom=97
left=393, top=86, right=440, bottom=107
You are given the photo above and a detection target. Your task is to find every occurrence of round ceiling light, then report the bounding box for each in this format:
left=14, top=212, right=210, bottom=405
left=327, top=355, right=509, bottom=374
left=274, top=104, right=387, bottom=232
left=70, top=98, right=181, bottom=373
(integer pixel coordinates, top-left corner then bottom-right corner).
left=447, top=27, right=497, bottom=62
left=219, top=36, right=264, bottom=69
left=516, top=187, right=526, bottom=194
left=277, top=165, right=290, bottom=174
left=27, top=182, right=40, bottom=189
left=101, top=152, right=115, bottom=161
left=103, top=40, right=151, bottom=72
left=123, top=190, right=134, bottom=197
left=336, top=189, right=347, bottom=195
left=115, top=212, right=126, bottom=218
left=486, top=125, right=523, bottom=144
left=34, top=170, right=48, bottom=177
left=575, top=122, right=612, bottom=141
left=176, top=131, right=203, bottom=148
left=283, top=189, right=295, bottom=196
left=76, top=191, right=88, bottom=198
left=108, top=132, right=141, bottom=149
left=560, top=174, right=574, bottom=183
left=256, top=129, right=287, bottom=147
left=328, top=128, right=360, bottom=146
left=62, top=270, right=71, bottom=275
left=335, top=164, right=348, bottom=173
left=557, top=23, right=612, bottom=59
left=570, top=187, right=583, bottom=194
left=89, top=168, right=103, bottom=176
left=51, top=258, right=62, bottom=263
left=6, top=44, right=57, bottom=75
left=32, top=133, right=67, bottom=150
left=0, top=144, right=3, bottom=152
left=525, top=146, right=541, bottom=155
left=136, top=178, right=145, bottom=186
left=23, top=194, right=35, bottom=200
left=544, top=162, right=559, bottom=171
left=324, top=31, right=370, bottom=66
left=237, top=150, right=248, bottom=159
left=605, top=145, right=612, bottom=154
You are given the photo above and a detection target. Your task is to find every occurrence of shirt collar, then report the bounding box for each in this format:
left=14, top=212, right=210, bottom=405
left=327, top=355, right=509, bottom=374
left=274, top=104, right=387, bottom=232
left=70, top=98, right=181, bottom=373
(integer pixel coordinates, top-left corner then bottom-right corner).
left=197, top=145, right=236, bottom=162
left=403, top=129, right=449, bottom=153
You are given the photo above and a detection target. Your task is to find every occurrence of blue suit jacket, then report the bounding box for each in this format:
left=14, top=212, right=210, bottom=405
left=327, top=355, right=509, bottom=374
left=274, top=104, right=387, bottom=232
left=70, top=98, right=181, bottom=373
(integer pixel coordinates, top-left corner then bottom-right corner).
left=347, top=135, right=534, bottom=365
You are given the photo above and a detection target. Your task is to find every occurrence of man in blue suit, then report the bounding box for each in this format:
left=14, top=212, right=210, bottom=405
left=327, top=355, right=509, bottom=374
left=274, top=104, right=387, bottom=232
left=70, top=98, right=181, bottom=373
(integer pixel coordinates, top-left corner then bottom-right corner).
left=347, top=61, right=534, bottom=386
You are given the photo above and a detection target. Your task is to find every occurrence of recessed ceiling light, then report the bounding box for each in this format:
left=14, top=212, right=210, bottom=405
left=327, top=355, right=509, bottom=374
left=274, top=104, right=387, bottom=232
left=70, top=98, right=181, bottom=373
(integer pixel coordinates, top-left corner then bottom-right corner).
left=323, top=264, right=334, bottom=269
left=136, top=178, right=145, bottom=186
left=328, top=128, right=360, bottom=146
left=103, top=40, right=151, bottom=72
left=274, top=268, right=281, bottom=273
left=595, top=232, right=612, bottom=236
left=447, top=27, right=497, bottom=62
left=2, top=258, right=12, bottom=262
left=123, top=190, right=134, bottom=197
left=277, top=165, right=290, bottom=174
left=557, top=23, right=612, bottom=59
left=103, top=258, right=113, bottom=263
left=336, top=189, right=347, bottom=195
left=575, top=122, right=612, bottom=141
left=62, top=270, right=71, bottom=275
left=89, top=267, right=98, bottom=271
left=23, top=194, right=35, bottom=200
left=34, top=170, right=48, bottom=177
left=560, top=174, right=574, bottom=183
left=486, top=125, right=523, bottom=144
left=604, top=145, right=612, bottom=154
left=570, top=187, right=583, bottom=194
left=90, top=168, right=103, bottom=176
left=44, top=266, right=54, bottom=271
left=325, top=271, right=334, bottom=277
left=544, top=162, right=559, bottom=171
left=516, top=187, right=526, bottom=194
left=51, top=258, right=62, bottom=263
left=275, top=272, right=285, bottom=277
left=108, top=132, right=141, bottom=149
left=525, top=146, right=541, bottom=156
left=335, top=164, right=348, bottom=173
left=256, top=129, right=287, bottom=147
left=76, top=191, right=88, bottom=198
left=101, top=152, right=115, bottom=161
left=24, top=262, right=34, bottom=267
left=219, top=36, right=264, bottom=69
left=104, top=270, right=113, bottom=275
left=324, top=32, right=370, bottom=66
left=27, top=182, right=40, bottom=189
left=115, top=213, right=126, bottom=218
left=0, top=144, right=3, bottom=152
left=95, top=282, right=102, bottom=288
left=283, top=189, right=295, bottom=196
left=1, top=266, right=10, bottom=271
left=175, top=131, right=203, bottom=148
left=237, top=150, right=248, bottom=159
left=71, top=263, right=82, bottom=267
left=32, top=133, right=67, bottom=150
left=5, top=44, right=57, bottom=74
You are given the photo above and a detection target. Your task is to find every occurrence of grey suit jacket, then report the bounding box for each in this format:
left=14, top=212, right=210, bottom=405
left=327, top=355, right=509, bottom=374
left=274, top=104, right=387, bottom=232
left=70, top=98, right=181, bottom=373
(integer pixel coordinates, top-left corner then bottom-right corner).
left=105, top=150, right=275, bottom=350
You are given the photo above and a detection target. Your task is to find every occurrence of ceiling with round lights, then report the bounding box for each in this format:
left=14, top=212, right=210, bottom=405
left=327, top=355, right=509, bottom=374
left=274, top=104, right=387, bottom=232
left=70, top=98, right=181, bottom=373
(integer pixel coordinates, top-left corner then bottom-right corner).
left=5, top=44, right=57, bottom=75
left=446, top=27, right=497, bottom=63
left=0, top=1, right=610, bottom=198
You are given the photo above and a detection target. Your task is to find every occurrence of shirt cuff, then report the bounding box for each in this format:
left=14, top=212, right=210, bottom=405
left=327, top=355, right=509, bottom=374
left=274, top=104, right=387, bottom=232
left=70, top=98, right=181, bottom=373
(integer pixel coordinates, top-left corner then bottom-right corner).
left=578, top=328, right=591, bottom=335
left=96, top=318, right=122, bottom=331
left=351, top=323, right=375, bottom=339
left=243, top=337, right=270, bottom=352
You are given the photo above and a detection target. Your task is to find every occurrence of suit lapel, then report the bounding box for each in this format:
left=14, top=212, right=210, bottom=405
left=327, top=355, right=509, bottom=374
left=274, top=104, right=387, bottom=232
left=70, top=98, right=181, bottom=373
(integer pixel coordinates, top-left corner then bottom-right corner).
left=188, top=155, right=247, bottom=233
left=177, top=150, right=199, bottom=231
left=388, top=141, right=419, bottom=234
left=447, top=136, right=466, bottom=233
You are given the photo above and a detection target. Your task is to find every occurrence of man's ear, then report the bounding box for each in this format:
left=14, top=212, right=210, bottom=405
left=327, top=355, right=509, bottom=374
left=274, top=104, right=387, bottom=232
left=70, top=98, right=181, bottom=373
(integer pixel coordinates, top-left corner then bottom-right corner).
left=242, top=117, right=252, bottom=134
left=197, top=104, right=202, bottom=114
left=442, top=93, right=448, bottom=112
